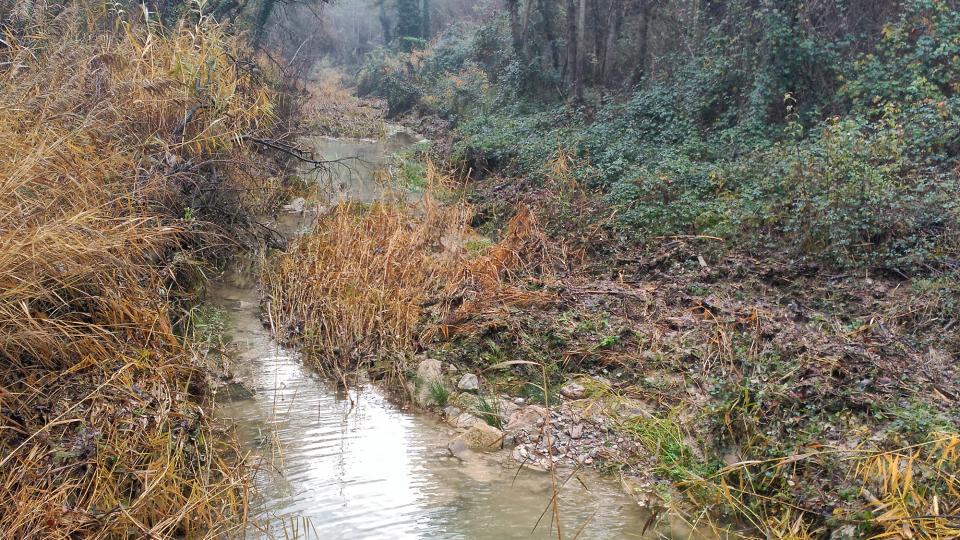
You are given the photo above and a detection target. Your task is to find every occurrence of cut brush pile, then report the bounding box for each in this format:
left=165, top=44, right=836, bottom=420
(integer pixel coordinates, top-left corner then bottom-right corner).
left=0, top=7, right=282, bottom=538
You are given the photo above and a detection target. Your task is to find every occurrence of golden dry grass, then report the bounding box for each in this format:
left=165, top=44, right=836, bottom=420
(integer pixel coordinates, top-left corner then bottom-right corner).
left=424, top=204, right=560, bottom=342
left=262, top=179, right=471, bottom=368
left=263, top=156, right=564, bottom=373
left=304, top=68, right=386, bottom=138
left=0, top=7, right=280, bottom=537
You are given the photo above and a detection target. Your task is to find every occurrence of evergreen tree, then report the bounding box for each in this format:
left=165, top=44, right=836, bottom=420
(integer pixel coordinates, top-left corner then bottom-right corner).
left=396, top=0, right=421, bottom=49
left=421, top=0, right=431, bottom=39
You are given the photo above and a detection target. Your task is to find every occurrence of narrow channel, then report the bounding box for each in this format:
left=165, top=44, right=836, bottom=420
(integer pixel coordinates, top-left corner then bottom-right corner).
left=212, top=130, right=686, bottom=539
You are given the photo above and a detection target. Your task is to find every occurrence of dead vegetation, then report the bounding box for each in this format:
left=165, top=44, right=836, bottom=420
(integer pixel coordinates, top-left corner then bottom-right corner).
left=0, top=6, right=286, bottom=537
left=404, top=150, right=960, bottom=537
left=303, top=68, right=386, bottom=138
left=262, top=131, right=959, bottom=536
left=262, top=168, right=470, bottom=370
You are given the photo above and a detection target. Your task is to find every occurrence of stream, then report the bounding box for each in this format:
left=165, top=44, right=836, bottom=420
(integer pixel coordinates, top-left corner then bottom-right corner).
left=212, top=130, right=693, bottom=539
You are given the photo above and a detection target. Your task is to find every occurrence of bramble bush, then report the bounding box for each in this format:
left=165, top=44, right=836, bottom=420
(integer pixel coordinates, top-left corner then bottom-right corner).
left=730, top=115, right=958, bottom=269
left=358, top=0, right=959, bottom=272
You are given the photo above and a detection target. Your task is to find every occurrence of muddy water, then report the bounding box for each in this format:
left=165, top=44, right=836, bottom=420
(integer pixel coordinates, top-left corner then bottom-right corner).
left=213, top=131, right=689, bottom=539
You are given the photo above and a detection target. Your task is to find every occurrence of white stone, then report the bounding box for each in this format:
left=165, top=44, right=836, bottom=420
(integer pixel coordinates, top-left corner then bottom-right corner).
left=451, top=422, right=503, bottom=451
left=560, top=382, right=586, bottom=400
left=457, top=373, right=480, bottom=392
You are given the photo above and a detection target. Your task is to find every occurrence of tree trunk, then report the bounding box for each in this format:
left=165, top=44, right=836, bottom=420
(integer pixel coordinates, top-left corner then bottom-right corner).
left=421, top=0, right=431, bottom=39
left=396, top=0, right=422, bottom=48
left=521, top=0, right=534, bottom=59
left=379, top=0, right=392, bottom=45
left=575, top=0, right=586, bottom=99
left=564, top=0, right=580, bottom=98
left=506, top=0, right=523, bottom=55
left=633, top=0, right=651, bottom=83
left=539, top=0, right=561, bottom=71
left=600, top=0, right=622, bottom=86
left=590, top=0, right=603, bottom=86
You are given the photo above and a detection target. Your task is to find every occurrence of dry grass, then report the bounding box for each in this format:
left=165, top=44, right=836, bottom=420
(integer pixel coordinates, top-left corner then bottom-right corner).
left=697, top=434, right=960, bottom=539
left=263, top=172, right=470, bottom=369
left=0, top=6, right=281, bottom=537
left=263, top=157, right=566, bottom=372
left=424, top=204, right=560, bottom=342
left=304, top=68, right=385, bottom=138
left=855, top=433, right=960, bottom=539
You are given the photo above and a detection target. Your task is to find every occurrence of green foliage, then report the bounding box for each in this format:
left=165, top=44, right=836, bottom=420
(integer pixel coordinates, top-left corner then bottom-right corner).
left=356, top=0, right=960, bottom=273
left=396, top=0, right=422, bottom=46
left=428, top=380, right=451, bottom=407
left=731, top=114, right=958, bottom=268
left=476, top=396, right=502, bottom=429
left=607, top=150, right=727, bottom=238
left=885, top=400, right=958, bottom=443
left=357, top=48, right=422, bottom=115
left=841, top=0, right=960, bottom=163
left=187, top=303, right=228, bottom=346
left=626, top=415, right=716, bottom=482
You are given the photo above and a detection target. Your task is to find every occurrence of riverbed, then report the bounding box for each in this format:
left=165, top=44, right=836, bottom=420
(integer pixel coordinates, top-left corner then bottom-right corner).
left=212, top=130, right=694, bottom=539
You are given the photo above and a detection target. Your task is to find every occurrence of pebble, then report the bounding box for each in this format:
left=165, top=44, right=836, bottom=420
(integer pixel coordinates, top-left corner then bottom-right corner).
left=560, top=382, right=586, bottom=400
left=457, top=373, right=480, bottom=392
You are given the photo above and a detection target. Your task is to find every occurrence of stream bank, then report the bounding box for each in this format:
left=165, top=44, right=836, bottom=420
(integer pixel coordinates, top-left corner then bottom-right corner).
left=212, top=129, right=702, bottom=538
left=259, top=69, right=960, bottom=539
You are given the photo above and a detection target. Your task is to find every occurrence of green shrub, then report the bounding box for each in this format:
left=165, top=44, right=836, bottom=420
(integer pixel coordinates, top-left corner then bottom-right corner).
left=841, top=0, right=960, bottom=163
left=732, top=115, right=958, bottom=268
left=428, top=380, right=451, bottom=407
left=357, top=48, right=422, bottom=116
left=607, top=150, right=727, bottom=238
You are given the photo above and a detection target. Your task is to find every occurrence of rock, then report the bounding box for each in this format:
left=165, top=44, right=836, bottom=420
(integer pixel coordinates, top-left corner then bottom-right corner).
left=495, top=398, right=520, bottom=426
left=830, top=525, right=858, bottom=540
left=560, top=382, right=586, bottom=400
left=417, top=358, right=444, bottom=383
left=457, top=373, right=480, bottom=392
left=568, top=423, right=584, bottom=439
left=454, top=392, right=481, bottom=410
left=511, top=445, right=548, bottom=471
left=505, top=405, right=549, bottom=432
left=443, top=405, right=462, bottom=425
left=215, top=382, right=254, bottom=402
left=414, top=358, right=445, bottom=406
left=454, top=412, right=482, bottom=429
left=447, top=438, right=468, bottom=458
left=282, top=197, right=306, bottom=212
left=451, top=422, right=503, bottom=452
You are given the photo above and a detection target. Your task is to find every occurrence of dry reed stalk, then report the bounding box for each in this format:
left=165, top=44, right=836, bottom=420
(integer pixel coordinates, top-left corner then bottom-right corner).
left=262, top=189, right=471, bottom=368
left=424, top=204, right=560, bottom=342
left=0, top=7, right=280, bottom=537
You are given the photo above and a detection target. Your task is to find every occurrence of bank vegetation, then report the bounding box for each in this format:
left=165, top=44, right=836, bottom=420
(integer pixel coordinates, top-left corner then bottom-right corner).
left=0, top=1, right=295, bottom=536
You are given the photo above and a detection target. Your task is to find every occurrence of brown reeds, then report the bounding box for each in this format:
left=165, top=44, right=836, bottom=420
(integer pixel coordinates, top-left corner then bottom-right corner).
left=425, top=204, right=560, bottom=341
left=0, top=8, right=278, bottom=538
left=262, top=182, right=471, bottom=368
left=263, top=159, right=563, bottom=371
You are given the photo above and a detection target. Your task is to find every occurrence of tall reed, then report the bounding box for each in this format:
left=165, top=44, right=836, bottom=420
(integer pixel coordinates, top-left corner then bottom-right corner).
left=0, top=6, right=280, bottom=537
left=263, top=180, right=471, bottom=369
